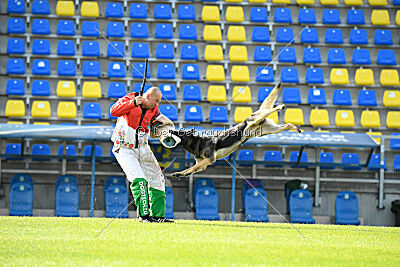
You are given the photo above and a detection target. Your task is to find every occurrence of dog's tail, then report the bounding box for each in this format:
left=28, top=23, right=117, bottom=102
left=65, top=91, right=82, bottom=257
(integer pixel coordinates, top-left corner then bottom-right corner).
left=260, top=81, right=281, bottom=110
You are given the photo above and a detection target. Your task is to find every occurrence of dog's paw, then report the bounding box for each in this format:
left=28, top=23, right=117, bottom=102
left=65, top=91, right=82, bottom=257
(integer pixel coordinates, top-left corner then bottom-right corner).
left=172, top=172, right=185, bottom=178
left=276, top=104, right=285, bottom=111
left=297, top=127, right=303, bottom=133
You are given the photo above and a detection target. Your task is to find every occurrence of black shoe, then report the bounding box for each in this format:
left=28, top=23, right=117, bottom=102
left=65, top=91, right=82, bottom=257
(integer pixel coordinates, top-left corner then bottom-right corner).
left=153, top=217, right=174, bottom=223
left=138, top=215, right=158, bottom=223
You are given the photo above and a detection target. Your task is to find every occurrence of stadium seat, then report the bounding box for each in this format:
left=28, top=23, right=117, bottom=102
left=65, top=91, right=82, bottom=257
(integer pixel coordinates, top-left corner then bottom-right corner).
left=303, top=48, right=321, bottom=64
left=361, top=111, right=381, bottom=128
left=195, top=186, right=219, bottom=220
left=383, top=90, right=400, bottom=107
left=131, top=43, right=149, bottom=59
left=380, top=69, right=400, bottom=86
left=108, top=82, right=126, bottom=98
left=181, top=44, right=198, bottom=60
left=328, top=49, right=346, bottom=64
left=183, top=85, right=201, bottom=101
left=371, top=10, right=390, bottom=25
left=349, top=29, right=368, bottom=45
left=130, top=23, right=149, bottom=38
left=297, top=0, right=315, bottom=3
left=250, top=7, right=268, bottom=22
left=320, top=0, right=339, bottom=4
left=397, top=10, right=400, bottom=25
left=305, top=68, right=324, bottom=84
left=7, top=38, right=25, bottom=54
left=368, top=154, right=387, bottom=171
left=206, top=65, right=225, bottom=81
left=130, top=3, right=147, bottom=18
left=282, top=88, right=301, bottom=104
left=31, top=101, right=51, bottom=118
left=335, top=110, right=355, bottom=127
left=179, top=24, right=197, bottom=40
left=320, top=152, right=335, bottom=169
left=330, top=68, right=349, bottom=85
left=7, top=58, right=25, bottom=74
left=32, top=19, right=50, bottom=35
left=7, top=18, right=25, bottom=34
left=58, top=60, right=76, bottom=76
left=276, top=28, right=294, bottom=43
left=201, top=5, right=220, bottom=21
left=81, top=21, right=99, bottom=37
left=256, top=66, right=274, bottom=82
left=107, top=42, right=125, bottom=58
left=232, top=86, right=251, bottom=103
left=245, top=188, right=269, bottom=222
left=9, top=174, right=33, bottom=216
left=157, top=64, right=175, bottom=79
left=374, top=29, right=393, bottom=45
left=279, top=47, right=296, bottom=63
left=226, top=6, right=244, bottom=22
left=301, top=28, right=319, bottom=43
left=344, top=0, right=363, bottom=4
left=81, top=41, right=99, bottom=57
left=310, top=109, right=329, bottom=126
left=205, top=45, right=223, bottom=61
left=58, top=145, right=77, bottom=161
left=394, top=155, right=400, bottom=171
left=106, top=22, right=124, bottom=38
left=159, top=105, right=178, bottom=121
left=203, top=25, right=222, bottom=41
left=8, top=0, right=26, bottom=13
left=254, top=46, right=272, bottom=62
left=108, top=62, right=126, bottom=78
left=335, top=191, right=360, bottom=225
left=133, top=83, right=150, bottom=93
left=6, top=79, right=25, bottom=95
left=31, top=144, right=50, bottom=161
left=264, top=151, right=283, bottom=167
left=81, top=1, right=99, bottom=17
left=155, top=23, right=173, bottom=39
left=104, top=176, right=129, bottom=218
left=358, top=90, right=377, bottom=106
left=322, top=9, right=340, bottom=24
left=377, top=50, right=396, bottom=65
left=386, top=112, right=400, bottom=128
left=347, top=9, right=365, bottom=25
left=333, top=90, right=352, bottom=105
left=82, top=61, right=101, bottom=77
left=56, top=1, right=74, bottom=16
left=355, top=69, right=374, bottom=85
left=32, top=59, right=50, bottom=75
left=153, top=4, right=171, bottom=19
left=57, top=102, right=77, bottom=119
left=352, top=49, right=371, bottom=65
left=55, top=175, right=79, bottom=217
left=83, top=145, right=102, bottom=161
left=298, top=8, right=316, bottom=24
left=165, top=186, right=174, bottom=219
left=234, top=107, right=253, bottom=123
left=105, top=2, right=123, bottom=18
left=83, top=103, right=102, bottom=119
left=209, top=107, right=228, bottom=123
left=285, top=108, right=304, bottom=125
left=57, top=81, right=76, bottom=97
left=184, top=105, right=203, bottom=122
left=6, top=100, right=25, bottom=117
left=232, top=66, right=250, bottom=82
left=182, top=64, right=200, bottom=80
left=289, top=190, right=315, bottom=224
left=82, top=82, right=101, bottom=98
left=178, top=5, right=195, bottom=20
left=274, top=8, right=292, bottom=23
left=57, top=40, right=75, bottom=56
left=325, top=28, right=343, bottom=44
left=208, top=86, right=227, bottom=102
left=281, top=67, right=299, bottom=83
left=159, top=84, right=177, bottom=100
left=193, top=178, right=216, bottom=204
left=308, top=88, right=327, bottom=105
left=228, top=26, right=246, bottom=42
left=5, top=143, right=23, bottom=160
left=32, top=39, right=50, bottom=55
left=229, top=46, right=248, bottom=62
left=252, top=27, right=270, bottom=42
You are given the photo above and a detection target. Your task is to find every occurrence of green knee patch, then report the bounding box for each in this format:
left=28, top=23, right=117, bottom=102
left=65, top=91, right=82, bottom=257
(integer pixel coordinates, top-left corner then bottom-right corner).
left=130, top=178, right=150, bottom=217
left=149, top=187, right=166, bottom=218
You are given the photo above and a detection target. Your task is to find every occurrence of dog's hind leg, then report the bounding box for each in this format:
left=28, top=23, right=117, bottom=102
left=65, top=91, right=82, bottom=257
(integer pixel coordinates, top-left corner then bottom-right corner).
left=247, top=103, right=285, bottom=127
left=172, top=157, right=216, bottom=178
left=259, top=119, right=302, bottom=136
left=260, top=81, right=281, bottom=110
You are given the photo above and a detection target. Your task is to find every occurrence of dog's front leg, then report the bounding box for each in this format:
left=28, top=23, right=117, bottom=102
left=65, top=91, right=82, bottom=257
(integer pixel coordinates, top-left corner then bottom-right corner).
left=172, top=157, right=215, bottom=178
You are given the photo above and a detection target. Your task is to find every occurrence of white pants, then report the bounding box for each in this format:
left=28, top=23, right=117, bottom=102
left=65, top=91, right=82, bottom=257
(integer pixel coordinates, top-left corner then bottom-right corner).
left=113, top=145, right=165, bottom=191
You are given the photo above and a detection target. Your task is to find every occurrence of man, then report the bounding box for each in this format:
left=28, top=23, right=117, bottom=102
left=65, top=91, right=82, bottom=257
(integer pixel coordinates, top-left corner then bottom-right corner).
left=110, top=87, right=173, bottom=223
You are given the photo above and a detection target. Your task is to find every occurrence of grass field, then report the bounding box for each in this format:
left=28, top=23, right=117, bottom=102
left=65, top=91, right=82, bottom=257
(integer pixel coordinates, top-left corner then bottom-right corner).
left=0, top=217, right=399, bottom=266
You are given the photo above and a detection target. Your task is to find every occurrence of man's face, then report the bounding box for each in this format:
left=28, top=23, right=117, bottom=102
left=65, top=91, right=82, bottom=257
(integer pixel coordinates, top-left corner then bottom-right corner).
left=143, top=91, right=162, bottom=109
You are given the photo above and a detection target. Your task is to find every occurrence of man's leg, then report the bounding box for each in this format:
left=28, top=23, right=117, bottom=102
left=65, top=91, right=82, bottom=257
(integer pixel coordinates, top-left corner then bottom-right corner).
left=149, top=187, right=166, bottom=218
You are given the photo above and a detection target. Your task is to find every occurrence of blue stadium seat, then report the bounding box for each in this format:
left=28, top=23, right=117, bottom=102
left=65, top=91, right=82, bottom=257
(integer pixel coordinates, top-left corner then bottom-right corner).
left=32, top=19, right=50, bottom=35
left=58, top=145, right=77, bottom=161
left=32, top=59, right=50, bottom=75
left=57, top=20, right=75, bottom=36
left=377, top=50, right=396, bottom=65
left=57, top=40, right=75, bottom=56
left=181, top=44, right=198, bottom=60
left=395, top=0, right=400, bottom=4
left=107, top=41, right=125, bottom=57
left=106, top=22, right=124, bottom=37
left=245, top=188, right=269, bottom=222
left=322, top=9, right=340, bottom=24
left=7, top=18, right=25, bottom=34
left=159, top=84, right=177, bottom=100
left=5, top=143, right=23, bottom=160
left=7, top=38, right=25, bottom=54
left=183, top=85, right=202, bottom=101
left=242, top=179, right=264, bottom=208
left=58, top=60, right=76, bottom=76
left=179, top=24, right=197, bottom=40
left=56, top=175, right=79, bottom=217
left=320, top=152, right=335, bottom=169
left=358, top=90, right=377, bottom=106
left=303, top=48, right=321, bottom=64
left=264, top=151, right=283, bottom=167
left=341, top=153, right=361, bottom=170
left=289, top=190, right=315, bottom=224
left=82, top=41, right=100, bottom=57
left=32, top=0, right=50, bottom=15
left=333, top=89, right=352, bottom=106
left=130, top=3, right=147, bottom=18
left=195, top=186, right=219, bottom=220
left=81, top=21, right=99, bottom=37
left=155, top=23, right=173, bottom=39
left=32, top=39, right=50, bottom=55
left=276, top=28, right=294, bottom=43
left=352, top=49, right=371, bottom=65
left=335, top=191, right=360, bottom=225
left=8, top=0, right=26, bottom=13
left=347, top=9, right=365, bottom=25
left=282, top=87, right=301, bottom=104
left=83, top=145, right=102, bottom=161
left=6, top=79, right=24, bottom=95
left=301, top=28, right=319, bottom=43
left=82, top=61, right=101, bottom=77
left=279, top=47, right=296, bottom=63
left=349, top=29, right=368, bottom=45
left=9, top=174, right=33, bottom=216
left=109, top=103, right=117, bottom=120
left=184, top=105, right=203, bottom=122
left=31, top=144, right=50, bottom=161
left=394, top=155, right=400, bottom=170
left=156, top=43, right=174, bottom=59
left=108, top=62, right=126, bottom=78
left=165, top=186, right=174, bottom=219
left=390, top=133, right=400, bottom=149
left=154, top=4, right=172, bottom=19
left=105, top=2, right=123, bottom=18
left=258, top=87, right=273, bottom=103
left=159, top=105, right=178, bottom=121
left=274, top=8, right=292, bottom=23
left=31, top=80, right=50, bottom=96
left=193, top=178, right=216, bottom=204
left=305, top=68, right=324, bottom=84
left=182, top=64, right=200, bottom=80
left=298, top=8, right=316, bottom=24
left=157, top=64, right=175, bottom=79
left=238, top=150, right=253, bottom=167
left=368, top=154, right=387, bottom=171
left=133, top=83, right=151, bottom=93
left=374, top=29, right=393, bottom=45
left=104, top=176, right=129, bottom=218
left=250, top=7, right=268, bottom=22
left=254, top=46, right=272, bottom=62
left=290, top=151, right=308, bottom=168
left=252, top=27, right=270, bottom=42
left=178, top=5, right=195, bottom=20
left=256, top=66, right=274, bottom=82
left=83, top=103, right=102, bottom=119
left=281, top=67, right=299, bottom=83
left=325, top=29, right=343, bottom=44
left=7, top=58, right=25, bottom=74
left=308, top=88, right=327, bottom=105
left=209, top=107, right=228, bottom=123
left=327, top=48, right=346, bottom=64
left=132, top=43, right=149, bottom=58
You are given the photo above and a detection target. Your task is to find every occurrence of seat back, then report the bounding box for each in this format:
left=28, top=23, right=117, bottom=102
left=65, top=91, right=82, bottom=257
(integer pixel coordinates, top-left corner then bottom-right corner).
left=308, top=88, right=326, bottom=105
left=181, top=44, right=198, bottom=60
left=155, top=23, right=173, bottom=39
left=183, top=85, right=201, bottom=101
left=298, top=8, right=316, bottom=24
left=156, top=44, right=174, bottom=59
left=56, top=175, right=79, bottom=217
left=320, top=152, right=335, bottom=169
left=358, top=90, right=377, bottom=106
left=195, top=186, right=219, bottom=220
left=264, top=151, right=283, bottom=167
left=83, top=102, right=102, bottom=119
left=289, top=189, right=314, bottom=223
left=184, top=105, right=203, bottom=122
left=32, top=80, right=50, bottom=96
left=323, top=9, right=340, bottom=24
left=165, top=186, right=174, bottom=219
left=333, top=89, right=352, bottom=105
left=104, top=176, right=129, bottom=218
left=352, top=49, right=371, bottom=65
left=303, top=47, right=321, bottom=63
left=131, top=43, right=149, bottom=58
left=9, top=177, right=33, bottom=216
left=341, top=153, right=361, bottom=170
left=335, top=191, right=360, bottom=225
left=193, top=178, right=215, bottom=204
left=282, top=87, right=301, bottom=104
left=245, top=188, right=269, bottom=222
left=159, top=105, right=178, bottom=121
left=209, top=107, right=228, bottom=123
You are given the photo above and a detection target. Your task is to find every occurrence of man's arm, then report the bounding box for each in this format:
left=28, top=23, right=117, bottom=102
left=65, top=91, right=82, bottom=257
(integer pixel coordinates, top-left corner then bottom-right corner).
left=110, top=92, right=138, bottom=117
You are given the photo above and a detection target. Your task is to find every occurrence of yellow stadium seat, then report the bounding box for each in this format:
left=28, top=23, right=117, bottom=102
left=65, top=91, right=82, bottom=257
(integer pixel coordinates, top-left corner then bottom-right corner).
left=31, top=101, right=51, bottom=118
left=234, top=107, right=253, bottom=123
left=273, top=0, right=290, bottom=3
left=310, top=109, right=330, bottom=127
left=315, top=130, right=330, bottom=133
left=57, top=81, right=76, bottom=97
left=297, top=0, right=315, bottom=4
left=231, top=66, right=250, bottom=82
left=366, top=132, right=381, bottom=144
left=226, top=0, right=242, bottom=2
left=249, top=0, right=266, bottom=2
left=57, top=102, right=77, bottom=119
left=208, top=86, right=227, bottom=102
left=82, top=81, right=101, bottom=98
left=205, top=45, right=223, bottom=61
left=380, top=69, right=400, bottom=86
left=56, top=1, right=75, bottom=16
left=203, top=25, right=222, bottom=41
left=81, top=1, right=99, bottom=17
left=7, top=121, right=23, bottom=124
left=227, top=26, right=246, bottom=42
left=368, top=0, right=387, bottom=5
left=206, top=65, right=225, bottom=81
left=320, top=0, right=338, bottom=4
left=232, top=86, right=251, bottom=103
left=344, top=0, right=363, bottom=4
left=267, top=111, right=279, bottom=124
left=201, top=6, right=220, bottom=22
left=361, top=111, right=381, bottom=128
left=387, top=112, right=400, bottom=128
left=6, top=100, right=25, bottom=117
left=229, top=46, right=248, bottom=62
left=284, top=108, right=304, bottom=125
left=225, top=6, right=244, bottom=22
left=335, top=110, right=355, bottom=127
left=371, top=10, right=390, bottom=25
left=355, top=69, right=374, bottom=85
left=330, top=68, right=350, bottom=85
left=33, top=122, right=50, bottom=125
left=383, top=90, right=400, bottom=107
left=396, top=10, right=400, bottom=26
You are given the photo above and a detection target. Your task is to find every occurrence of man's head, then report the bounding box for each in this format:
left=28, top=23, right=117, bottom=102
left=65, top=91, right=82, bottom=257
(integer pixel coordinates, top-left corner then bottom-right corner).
left=142, top=87, right=162, bottom=109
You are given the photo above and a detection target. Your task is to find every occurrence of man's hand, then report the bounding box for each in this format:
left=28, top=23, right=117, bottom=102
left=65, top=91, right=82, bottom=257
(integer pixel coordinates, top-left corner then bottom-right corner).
left=134, top=95, right=144, bottom=106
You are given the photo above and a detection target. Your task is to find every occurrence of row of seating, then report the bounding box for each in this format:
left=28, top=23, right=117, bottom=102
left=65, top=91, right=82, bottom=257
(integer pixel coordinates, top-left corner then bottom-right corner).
left=7, top=1, right=99, bottom=17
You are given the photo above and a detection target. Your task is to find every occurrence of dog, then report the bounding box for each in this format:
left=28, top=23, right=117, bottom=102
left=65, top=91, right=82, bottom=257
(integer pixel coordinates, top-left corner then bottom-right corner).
left=169, top=82, right=302, bottom=177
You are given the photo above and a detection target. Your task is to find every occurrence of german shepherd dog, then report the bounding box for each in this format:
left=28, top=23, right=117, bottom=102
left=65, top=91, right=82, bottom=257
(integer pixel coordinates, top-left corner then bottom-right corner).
left=170, top=82, right=302, bottom=177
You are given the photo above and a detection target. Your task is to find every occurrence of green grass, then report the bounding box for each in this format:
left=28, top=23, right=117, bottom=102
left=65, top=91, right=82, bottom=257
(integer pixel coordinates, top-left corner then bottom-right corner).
left=0, top=217, right=399, bottom=266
